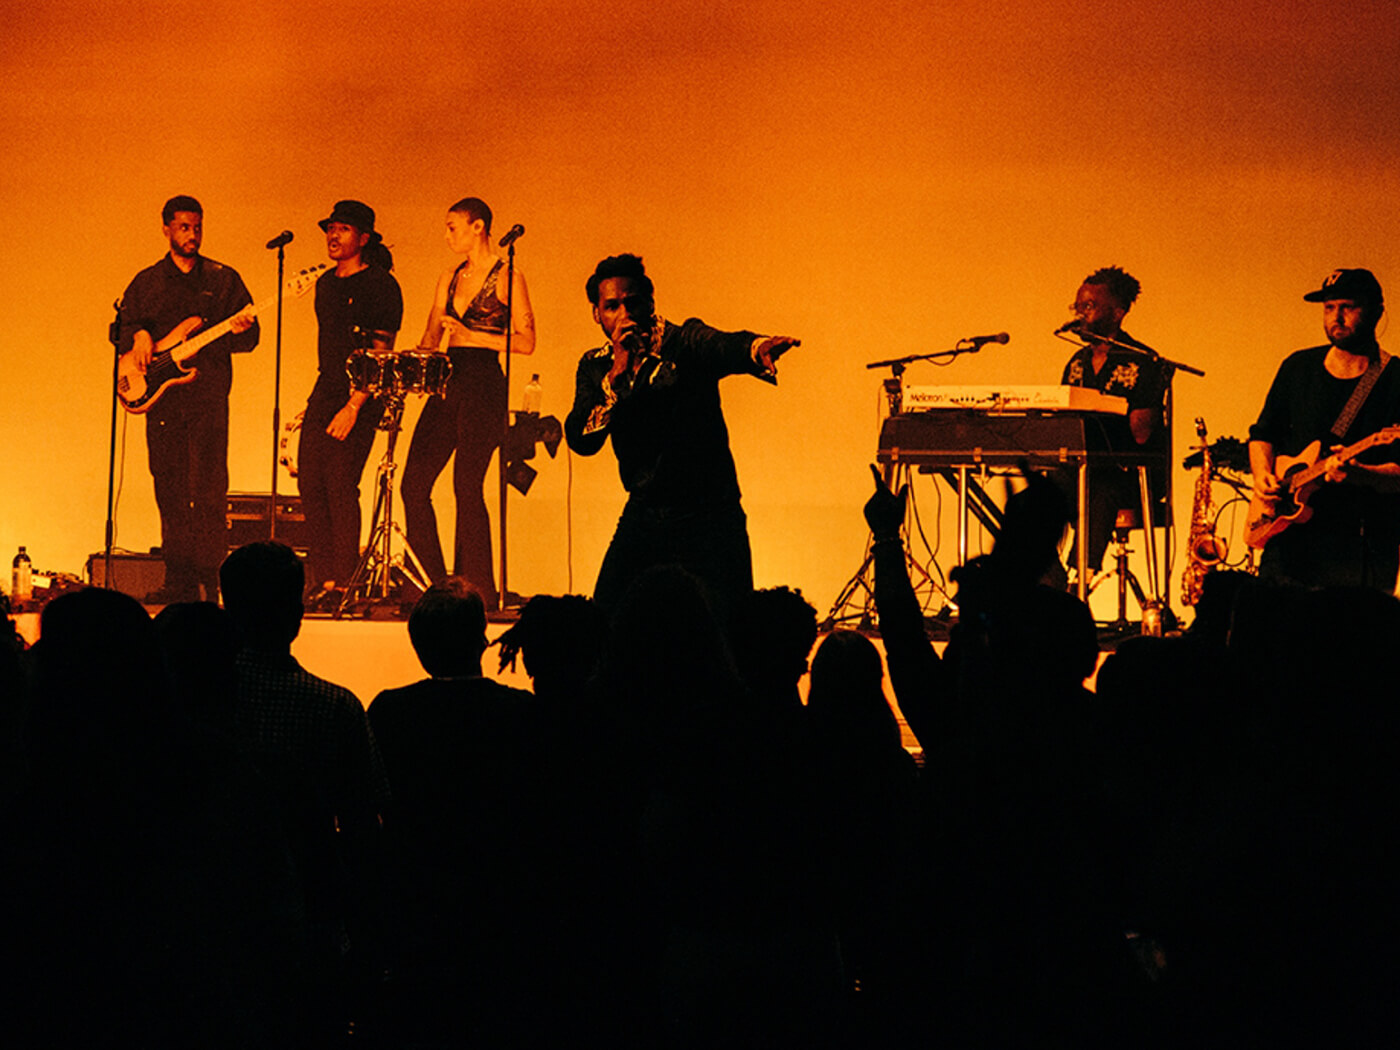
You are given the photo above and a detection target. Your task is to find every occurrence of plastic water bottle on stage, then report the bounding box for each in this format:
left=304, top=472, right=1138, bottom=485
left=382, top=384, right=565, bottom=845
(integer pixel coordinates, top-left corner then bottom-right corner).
left=11, top=546, right=32, bottom=603
left=522, top=373, right=543, bottom=416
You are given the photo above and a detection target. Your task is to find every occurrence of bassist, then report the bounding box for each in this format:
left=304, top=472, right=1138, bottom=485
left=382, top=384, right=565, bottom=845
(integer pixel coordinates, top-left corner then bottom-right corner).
left=117, top=195, right=259, bottom=602
left=1249, top=268, right=1400, bottom=591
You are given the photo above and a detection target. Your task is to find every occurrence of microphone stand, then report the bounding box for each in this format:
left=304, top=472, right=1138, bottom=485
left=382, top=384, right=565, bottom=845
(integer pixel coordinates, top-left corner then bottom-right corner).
left=1053, top=328, right=1205, bottom=378
left=268, top=240, right=287, bottom=539
left=104, top=299, right=123, bottom=587
left=497, top=234, right=518, bottom=613
left=864, top=338, right=1004, bottom=373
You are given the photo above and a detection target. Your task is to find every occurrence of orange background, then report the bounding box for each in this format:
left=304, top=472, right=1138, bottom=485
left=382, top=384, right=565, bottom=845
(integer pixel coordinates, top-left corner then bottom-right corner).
left=4, top=0, right=1399, bottom=616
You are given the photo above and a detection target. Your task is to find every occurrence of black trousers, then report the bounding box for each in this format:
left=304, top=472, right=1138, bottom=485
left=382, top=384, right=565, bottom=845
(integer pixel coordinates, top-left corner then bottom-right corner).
left=401, top=350, right=507, bottom=606
left=146, top=398, right=229, bottom=598
left=593, top=500, right=754, bottom=626
left=298, top=390, right=384, bottom=588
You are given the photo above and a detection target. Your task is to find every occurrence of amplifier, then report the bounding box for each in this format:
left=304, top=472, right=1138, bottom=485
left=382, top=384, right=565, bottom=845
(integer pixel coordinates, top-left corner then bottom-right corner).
left=86, top=551, right=165, bottom=597
left=227, top=492, right=309, bottom=552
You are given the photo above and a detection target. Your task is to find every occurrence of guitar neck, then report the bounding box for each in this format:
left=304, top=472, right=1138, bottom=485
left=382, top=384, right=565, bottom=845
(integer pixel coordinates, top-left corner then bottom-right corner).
left=1290, top=430, right=1399, bottom=493
left=168, top=264, right=325, bottom=365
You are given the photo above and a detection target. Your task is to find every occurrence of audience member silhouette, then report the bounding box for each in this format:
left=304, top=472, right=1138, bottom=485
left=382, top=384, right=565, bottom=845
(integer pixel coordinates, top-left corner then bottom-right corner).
left=580, top=566, right=842, bottom=1046
left=805, top=629, right=919, bottom=1035
left=496, top=591, right=607, bottom=705
left=220, top=541, right=390, bottom=1040
left=15, top=587, right=302, bottom=1047
left=729, top=584, right=819, bottom=717
left=366, top=578, right=539, bottom=1043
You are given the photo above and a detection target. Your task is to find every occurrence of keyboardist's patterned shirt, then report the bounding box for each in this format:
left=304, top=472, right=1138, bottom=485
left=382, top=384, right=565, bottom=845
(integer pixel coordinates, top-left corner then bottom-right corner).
left=1061, top=335, right=1169, bottom=453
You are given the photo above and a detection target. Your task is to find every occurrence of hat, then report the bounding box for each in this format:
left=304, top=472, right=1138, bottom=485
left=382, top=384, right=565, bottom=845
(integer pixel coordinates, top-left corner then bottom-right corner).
left=318, top=200, right=376, bottom=233
left=1303, top=268, right=1384, bottom=305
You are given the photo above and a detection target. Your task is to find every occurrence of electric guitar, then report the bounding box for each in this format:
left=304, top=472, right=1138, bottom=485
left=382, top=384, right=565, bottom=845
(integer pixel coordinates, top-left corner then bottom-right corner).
left=116, top=263, right=327, bottom=413
left=1245, top=424, right=1400, bottom=548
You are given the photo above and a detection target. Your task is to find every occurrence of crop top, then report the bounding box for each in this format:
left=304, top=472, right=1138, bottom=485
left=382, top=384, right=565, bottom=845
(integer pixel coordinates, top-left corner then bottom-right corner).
left=444, top=258, right=508, bottom=336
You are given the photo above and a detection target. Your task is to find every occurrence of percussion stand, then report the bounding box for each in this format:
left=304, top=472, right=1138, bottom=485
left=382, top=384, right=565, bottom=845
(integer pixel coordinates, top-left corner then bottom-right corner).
left=335, top=391, right=429, bottom=618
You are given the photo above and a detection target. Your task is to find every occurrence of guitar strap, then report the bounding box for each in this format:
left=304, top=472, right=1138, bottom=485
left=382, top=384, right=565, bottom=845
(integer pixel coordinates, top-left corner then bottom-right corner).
left=1330, top=349, right=1392, bottom=441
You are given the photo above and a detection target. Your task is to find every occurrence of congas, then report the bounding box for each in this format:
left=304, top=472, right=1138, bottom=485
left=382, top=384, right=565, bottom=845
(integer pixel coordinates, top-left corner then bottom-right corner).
left=346, top=350, right=395, bottom=395
left=393, top=351, right=453, bottom=397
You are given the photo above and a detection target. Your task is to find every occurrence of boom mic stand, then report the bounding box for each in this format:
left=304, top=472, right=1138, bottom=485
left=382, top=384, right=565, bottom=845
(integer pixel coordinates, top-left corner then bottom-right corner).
left=824, top=337, right=1002, bottom=631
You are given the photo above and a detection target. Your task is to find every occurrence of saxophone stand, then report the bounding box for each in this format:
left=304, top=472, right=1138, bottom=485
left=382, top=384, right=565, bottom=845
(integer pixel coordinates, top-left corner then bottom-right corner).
left=334, top=392, right=429, bottom=619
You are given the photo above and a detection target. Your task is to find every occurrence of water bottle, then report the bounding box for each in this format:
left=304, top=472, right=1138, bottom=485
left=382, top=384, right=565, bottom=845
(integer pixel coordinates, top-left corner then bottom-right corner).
left=12, top=546, right=32, bottom=603
left=522, top=373, right=543, bottom=416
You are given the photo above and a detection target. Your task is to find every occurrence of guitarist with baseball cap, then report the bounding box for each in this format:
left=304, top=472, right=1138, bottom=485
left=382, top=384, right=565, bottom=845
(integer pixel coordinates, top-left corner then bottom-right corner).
left=1249, top=268, right=1400, bottom=591
left=117, top=195, right=259, bottom=603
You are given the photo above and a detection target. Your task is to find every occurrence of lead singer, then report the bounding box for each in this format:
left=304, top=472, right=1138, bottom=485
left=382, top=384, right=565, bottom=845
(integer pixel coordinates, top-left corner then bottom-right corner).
left=401, top=197, right=535, bottom=611
left=565, top=253, right=798, bottom=622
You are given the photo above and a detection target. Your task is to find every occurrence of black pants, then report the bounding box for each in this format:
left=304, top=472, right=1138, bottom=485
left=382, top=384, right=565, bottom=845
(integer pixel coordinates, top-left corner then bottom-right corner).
left=402, top=350, right=507, bottom=606
left=146, top=398, right=229, bottom=599
left=298, top=388, right=384, bottom=588
left=593, top=501, right=754, bottom=626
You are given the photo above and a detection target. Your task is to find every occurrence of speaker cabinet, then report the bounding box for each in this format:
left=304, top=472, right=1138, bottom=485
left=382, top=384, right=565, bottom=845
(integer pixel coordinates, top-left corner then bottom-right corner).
left=85, top=551, right=165, bottom=598
left=226, top=492, right=308, bottom=552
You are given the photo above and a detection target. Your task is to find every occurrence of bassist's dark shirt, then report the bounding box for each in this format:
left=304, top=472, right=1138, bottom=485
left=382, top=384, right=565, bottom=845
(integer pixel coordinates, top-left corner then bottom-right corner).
left=117, top=253, right=258, bottom=406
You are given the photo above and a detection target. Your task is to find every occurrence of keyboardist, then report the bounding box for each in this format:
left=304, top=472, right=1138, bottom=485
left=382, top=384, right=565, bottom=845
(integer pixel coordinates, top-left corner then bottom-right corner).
left=1058, top=266, right=1169, bottom=573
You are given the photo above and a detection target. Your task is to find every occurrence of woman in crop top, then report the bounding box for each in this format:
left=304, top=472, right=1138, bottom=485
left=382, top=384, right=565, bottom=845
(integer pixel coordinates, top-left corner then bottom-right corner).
left=401, top=196, right=535, bottom=609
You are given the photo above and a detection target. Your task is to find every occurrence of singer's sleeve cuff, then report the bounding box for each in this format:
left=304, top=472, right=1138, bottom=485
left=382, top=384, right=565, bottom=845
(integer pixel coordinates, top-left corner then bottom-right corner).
left=582, top=380, right=617, bottom=436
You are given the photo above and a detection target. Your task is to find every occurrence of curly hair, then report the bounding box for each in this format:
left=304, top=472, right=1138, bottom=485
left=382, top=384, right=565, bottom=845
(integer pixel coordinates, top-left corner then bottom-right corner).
left=585, top=253, right=654, bottom=305
left=1083, top=266, right=1141, bottom=310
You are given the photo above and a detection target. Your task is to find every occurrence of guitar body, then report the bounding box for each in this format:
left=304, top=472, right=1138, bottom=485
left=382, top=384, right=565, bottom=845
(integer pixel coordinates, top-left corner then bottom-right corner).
left=1245, top=426, right=1400, bottom=549
left=1244, top=441, right=1321, bottom=549
left=116, top=315, right=205, bottom=413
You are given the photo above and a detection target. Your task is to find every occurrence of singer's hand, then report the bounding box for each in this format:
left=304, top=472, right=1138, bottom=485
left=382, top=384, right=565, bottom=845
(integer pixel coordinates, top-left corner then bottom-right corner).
left=607, top=328, right=642, bottom=382
left=754, top=335, right=800, bottom=375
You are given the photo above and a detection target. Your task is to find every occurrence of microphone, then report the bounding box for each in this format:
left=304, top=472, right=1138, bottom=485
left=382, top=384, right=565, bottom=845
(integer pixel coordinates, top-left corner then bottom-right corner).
left=1054, top=320, right=1083, bottom=335
left=498, top=223, right=525, bottom=248
left=265, top=230, right=294, bottom=249
left=964, top=332, right=1010, bottom=347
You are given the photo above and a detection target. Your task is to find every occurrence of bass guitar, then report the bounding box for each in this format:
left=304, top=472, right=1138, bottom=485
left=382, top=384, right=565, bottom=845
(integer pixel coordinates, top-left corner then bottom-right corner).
left=117, top=263, right=327, bottom=413
left=1245, top=424, right=1400, bottom=548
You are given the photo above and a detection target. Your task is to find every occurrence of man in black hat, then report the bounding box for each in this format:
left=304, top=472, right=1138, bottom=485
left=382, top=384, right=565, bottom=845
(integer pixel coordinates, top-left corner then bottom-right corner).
left=297, top=200, right=403, bottom=596
left=118, top=195, right=259, bottom=603
left=1249, top=268, right=1400, bottom=590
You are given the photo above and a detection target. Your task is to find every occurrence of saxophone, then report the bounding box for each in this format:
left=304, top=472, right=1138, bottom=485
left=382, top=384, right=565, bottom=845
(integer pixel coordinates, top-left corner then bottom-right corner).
left=1181, top=417, right=1226, bottom=606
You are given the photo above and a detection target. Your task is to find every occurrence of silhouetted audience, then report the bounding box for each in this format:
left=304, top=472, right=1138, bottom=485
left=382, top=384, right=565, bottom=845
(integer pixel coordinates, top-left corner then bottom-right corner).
left=6, top=482, right=1398, bottom=1049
